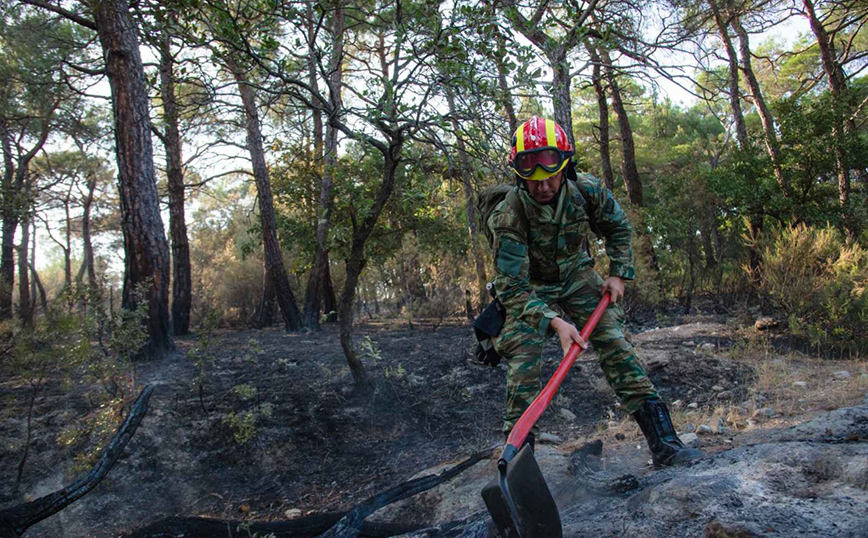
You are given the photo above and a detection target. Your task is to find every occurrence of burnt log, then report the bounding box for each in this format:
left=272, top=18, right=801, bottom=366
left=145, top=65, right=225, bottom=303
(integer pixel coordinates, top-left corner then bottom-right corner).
left=0, top=386, right=154, bottom=538
left=123, top=448, right=494, bottom=538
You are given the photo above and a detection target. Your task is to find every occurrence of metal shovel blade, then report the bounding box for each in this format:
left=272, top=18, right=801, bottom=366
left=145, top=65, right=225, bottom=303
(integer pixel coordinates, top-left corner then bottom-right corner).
left=481, top=445, right=562, bottom=538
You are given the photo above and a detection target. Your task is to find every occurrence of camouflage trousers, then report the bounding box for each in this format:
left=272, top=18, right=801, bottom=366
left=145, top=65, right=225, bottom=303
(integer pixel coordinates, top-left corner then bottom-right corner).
left=493, top=267, right=658, bottom=433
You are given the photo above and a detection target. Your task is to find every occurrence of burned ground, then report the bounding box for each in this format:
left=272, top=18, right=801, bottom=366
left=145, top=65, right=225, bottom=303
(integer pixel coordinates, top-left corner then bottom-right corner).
left=0, top=314, right=865, bottom=537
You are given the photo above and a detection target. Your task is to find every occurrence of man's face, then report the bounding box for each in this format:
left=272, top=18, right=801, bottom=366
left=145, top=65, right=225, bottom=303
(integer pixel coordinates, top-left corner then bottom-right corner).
left=525, top=170, right=563, bottom=204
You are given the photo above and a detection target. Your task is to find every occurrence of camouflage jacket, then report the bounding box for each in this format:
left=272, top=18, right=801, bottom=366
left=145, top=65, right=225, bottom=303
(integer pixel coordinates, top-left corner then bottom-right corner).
left=488, top=174, right=635, bottom=336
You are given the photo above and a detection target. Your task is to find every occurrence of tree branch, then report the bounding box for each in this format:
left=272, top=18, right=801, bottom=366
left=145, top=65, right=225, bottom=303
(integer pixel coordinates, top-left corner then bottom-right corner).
left=18, top=0, right=97, bottom=31
left=0, top=386, right=154, bottom=538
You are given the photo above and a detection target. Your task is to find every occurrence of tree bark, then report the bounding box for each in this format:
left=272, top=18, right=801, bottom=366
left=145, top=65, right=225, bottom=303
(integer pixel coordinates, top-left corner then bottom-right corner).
left=17, top=216, right=31, bottom=326
left=597, top=46, right=664, bottom=284
left=802, top=0, right=858, bottom=238
left=0, top=386, right=153, bottom=538
left=600, top=47, right=642, bottom=206
left=549, top=46, right=575, bottom=148
left=730, top=15, right=787, bottom=196
left=322, top=252, right=337, bottom=322
left=94, top=0, right=173, bottom=359
left=230, top=60, right=302, bottom=331
left=0, top=118, right=13, bottom=319
left=586, top=43, right=614, bottom=190
left=339, top=145, right=402, bottom=385
left=494, top=27, right=518, bottom=133
left=75, top=174, right=97, bottom=287
left=159, top=29, right=192, bottom=336
left=0, top=110, right=51, bottom=320
left=709, top=0, right=763, bottom=278
left=303, top=4, right=344, bottom=329
left=255, top=265, right=276, bottom=328
left=709, top=0, right=748, bottom=149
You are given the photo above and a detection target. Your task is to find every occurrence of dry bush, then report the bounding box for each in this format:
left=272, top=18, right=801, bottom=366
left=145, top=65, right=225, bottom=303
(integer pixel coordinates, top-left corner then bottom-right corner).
left=757, top=224, right=868, bottom=354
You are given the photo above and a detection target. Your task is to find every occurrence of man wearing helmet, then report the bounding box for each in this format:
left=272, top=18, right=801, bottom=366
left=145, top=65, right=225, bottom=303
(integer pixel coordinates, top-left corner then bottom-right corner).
left=488, top=116, right=701, bottom=467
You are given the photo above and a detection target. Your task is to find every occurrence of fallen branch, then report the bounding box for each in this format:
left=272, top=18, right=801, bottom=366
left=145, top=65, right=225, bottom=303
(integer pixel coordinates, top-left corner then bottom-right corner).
left=124, top=446, right=495, bottom=538
left=315, top=448, right=491, bottom=538
left=123, top=516, right=420, bottom=538
left=0, top=385, right=154, bottom=538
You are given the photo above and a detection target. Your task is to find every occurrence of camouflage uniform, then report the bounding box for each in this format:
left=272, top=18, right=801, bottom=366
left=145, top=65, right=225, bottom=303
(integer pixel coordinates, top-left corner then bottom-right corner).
left=488, top=174, right=658, bottom=433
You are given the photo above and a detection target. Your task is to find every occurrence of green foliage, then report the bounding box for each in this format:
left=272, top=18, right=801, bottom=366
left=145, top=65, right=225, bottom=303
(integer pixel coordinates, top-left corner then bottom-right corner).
left=757, top=224, right=868, bottom=353
left=359, top=336, right=382, bottom=362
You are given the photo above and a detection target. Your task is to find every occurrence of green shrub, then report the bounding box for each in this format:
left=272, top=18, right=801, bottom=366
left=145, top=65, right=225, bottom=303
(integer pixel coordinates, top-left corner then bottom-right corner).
left=758, top=224, right=868, bottom=353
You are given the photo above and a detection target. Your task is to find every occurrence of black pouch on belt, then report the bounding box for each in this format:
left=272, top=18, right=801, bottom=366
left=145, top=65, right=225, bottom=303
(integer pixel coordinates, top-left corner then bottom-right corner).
left=473, top=296, right=506, bottom=367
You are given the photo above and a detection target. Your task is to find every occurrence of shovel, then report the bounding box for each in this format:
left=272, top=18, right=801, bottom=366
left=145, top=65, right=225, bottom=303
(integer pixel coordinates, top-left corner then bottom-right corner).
left=482, top=293, right=612, bottom=537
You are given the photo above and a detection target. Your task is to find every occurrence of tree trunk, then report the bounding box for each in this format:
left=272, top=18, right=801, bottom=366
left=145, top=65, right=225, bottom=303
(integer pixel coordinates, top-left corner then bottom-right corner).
left=600, top=47, right=642, bottom=206
left=586, top=43, right=614, bottom=190
left=709, top=0, right=748, bottom=149
left=1, top=112, right=51, bottom=320
left=28, top=221, right=36, bottom=314
left=159, top=29, right=192, bottom=336
left=730, top=14, right=787, bottom=195
left=339, top=145, right=402, bottom=385
left=709, top=0, right=763, bottom=278
left=303, top=4, right=344, bottom=329
left=75, top=175, right=97, bottom=287
left=231, top=61, right=302, bottom=331
left=63, top=189, right=72, bottom=288
left=494, top=27, right=518, bottom=133
left=445, top=84, right=487, bottom=311
left=322, top=252, right=337, bottom=322
left=17, top=216, right=31, bottom=326
left=93, top=0, right=173, bottom=360
left=0, top=119, right=13, bottom=319
left=802, top=0, right=858, bottom=238
left=255, top=267, right=276, bottom=328
left=549, top=46, right=574, bottom=148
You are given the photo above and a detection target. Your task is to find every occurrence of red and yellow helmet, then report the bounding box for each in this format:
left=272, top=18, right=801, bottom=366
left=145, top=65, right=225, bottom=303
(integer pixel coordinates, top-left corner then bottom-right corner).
left=508, top=116, right=574, bottom=181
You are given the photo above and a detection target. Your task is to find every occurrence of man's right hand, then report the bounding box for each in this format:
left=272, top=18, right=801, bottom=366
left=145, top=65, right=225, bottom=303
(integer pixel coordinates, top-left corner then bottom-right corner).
left=550, top=317, right=587, bottom=356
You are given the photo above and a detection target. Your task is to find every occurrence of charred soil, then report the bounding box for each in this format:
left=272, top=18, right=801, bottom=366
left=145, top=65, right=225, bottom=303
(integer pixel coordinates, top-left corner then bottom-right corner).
left=0, top=313, right=862, bottom=537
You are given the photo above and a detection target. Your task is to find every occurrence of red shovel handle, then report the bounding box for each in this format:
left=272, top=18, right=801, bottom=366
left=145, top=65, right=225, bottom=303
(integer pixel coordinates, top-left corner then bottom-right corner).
left=499, top=293, right=611, bottom=468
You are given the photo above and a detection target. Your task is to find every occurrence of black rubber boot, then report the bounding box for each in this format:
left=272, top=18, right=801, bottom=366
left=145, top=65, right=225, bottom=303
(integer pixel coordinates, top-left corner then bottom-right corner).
left=632, top=398, right=702, bottom=468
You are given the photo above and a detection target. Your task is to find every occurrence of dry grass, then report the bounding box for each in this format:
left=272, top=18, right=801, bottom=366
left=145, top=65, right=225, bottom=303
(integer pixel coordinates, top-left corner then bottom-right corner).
left=564, top=337, right=868, bottom=452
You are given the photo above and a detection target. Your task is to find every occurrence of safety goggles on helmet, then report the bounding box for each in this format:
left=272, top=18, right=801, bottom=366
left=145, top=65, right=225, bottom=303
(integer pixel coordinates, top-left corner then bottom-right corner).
left=510, top=147, right=573, bottom=179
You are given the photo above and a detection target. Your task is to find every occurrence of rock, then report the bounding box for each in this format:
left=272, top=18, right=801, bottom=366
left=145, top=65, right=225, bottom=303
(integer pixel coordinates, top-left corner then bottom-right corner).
left=833, top=371, right=852, bottom=379
left=753, top=394, right=767, bottom=404
left=683, top=340, right=695, bottom=347
left=717, top=390, right=733, bottom=399
left=792, top=381, right=808, bottom=388
left=702, top=343, right=716, bottom=350
left=754, top=407, right=777, bottom=418
left=680, top=432, right=701, bottom=448
left=682, top=422, right=696, bottom=433
left=285, top=508, right=303, bottom=519
left=712, top=385, right=725, bottom=391
left=715, top=416, right=729, bottom=434
left=704, top=519, right=763, bottom=537
left=754, top=316, right=779, bottom=331
left=672, top=399, right=682, bottom=407
left=538, top=432, right=564, bottom=444
left=688, top=402, right=699, bottom=409
left=559, top=408, right=577, bottom=421
left=697, top=424, right=713, bottom=434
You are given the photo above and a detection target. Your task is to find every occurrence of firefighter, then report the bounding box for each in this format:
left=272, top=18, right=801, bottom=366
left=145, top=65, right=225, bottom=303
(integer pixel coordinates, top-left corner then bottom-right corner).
left=488, top=116, right=701, bottom=467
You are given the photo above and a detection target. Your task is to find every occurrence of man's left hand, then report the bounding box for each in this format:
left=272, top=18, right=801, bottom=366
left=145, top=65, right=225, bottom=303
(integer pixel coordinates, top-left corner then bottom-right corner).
left=602, top=276, right=625, bottom=303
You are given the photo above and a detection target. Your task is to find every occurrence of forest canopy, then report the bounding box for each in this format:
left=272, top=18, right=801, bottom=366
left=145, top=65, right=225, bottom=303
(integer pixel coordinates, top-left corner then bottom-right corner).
left=1, top=0, right=866, bottom=380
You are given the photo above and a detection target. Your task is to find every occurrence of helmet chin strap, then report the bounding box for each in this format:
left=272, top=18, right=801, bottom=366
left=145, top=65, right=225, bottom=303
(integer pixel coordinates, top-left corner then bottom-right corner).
left=514, top=173, right=566, bottom=206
